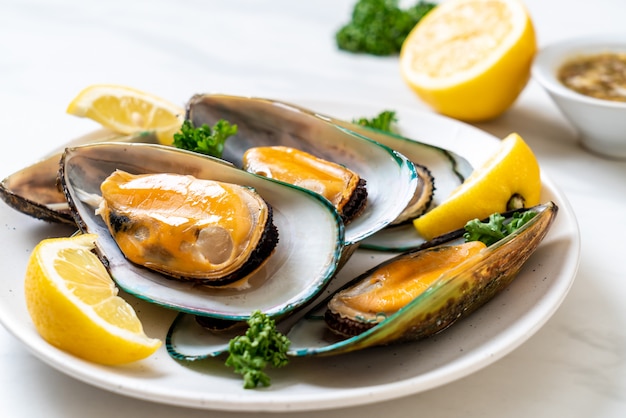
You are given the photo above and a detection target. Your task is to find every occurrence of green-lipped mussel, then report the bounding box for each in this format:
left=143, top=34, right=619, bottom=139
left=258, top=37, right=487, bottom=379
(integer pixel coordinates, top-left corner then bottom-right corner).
left=59, top=142, right=345, bottom=320
left=241, top=145, right=368, bottom=224
left=308, top=201, right=558, bottom=352
left=185, top=94, right=422, bottom=246
left=94, top=170, right=279, bottom=286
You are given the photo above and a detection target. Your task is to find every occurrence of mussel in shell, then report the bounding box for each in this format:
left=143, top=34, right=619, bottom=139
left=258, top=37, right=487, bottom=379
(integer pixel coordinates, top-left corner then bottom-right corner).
left=185, top=94, right=421, bottom=246
left=325, top=240, right=486, bottom=337
left=321, top=202, right=558, bottom=345
left=242, top=146, right=367, bottom=223
left=95, top=170, right=278, bottom=285
left=60, top=142, right=345, bottom=319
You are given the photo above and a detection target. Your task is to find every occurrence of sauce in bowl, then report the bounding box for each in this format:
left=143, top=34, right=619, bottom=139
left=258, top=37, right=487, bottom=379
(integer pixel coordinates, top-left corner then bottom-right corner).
left=558, top=52, right=626, bottom=102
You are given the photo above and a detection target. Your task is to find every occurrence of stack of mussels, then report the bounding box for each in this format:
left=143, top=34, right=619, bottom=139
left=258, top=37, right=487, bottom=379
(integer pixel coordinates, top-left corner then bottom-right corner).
left=0, top=93, right=557, bottom=351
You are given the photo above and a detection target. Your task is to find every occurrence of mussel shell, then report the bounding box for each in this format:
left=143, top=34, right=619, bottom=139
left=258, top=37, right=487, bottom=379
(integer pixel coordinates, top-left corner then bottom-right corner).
left=0, top=155, right=72, bottom=224
left=331, top=121, right=474, bottom=251
left=0, top=130, right=157, bottom=224
left=185, top=94, right=421, bottom=246
left=286, top=201, right=558, bottom=356
left=60, top=142, right=345, bottom=321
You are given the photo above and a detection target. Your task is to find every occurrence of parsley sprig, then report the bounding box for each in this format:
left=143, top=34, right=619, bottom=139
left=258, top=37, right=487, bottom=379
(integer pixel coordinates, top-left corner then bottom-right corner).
left=225, top=311, right=291, bottom=389
left=172, top=119, right=237, bottom=158
left=353, top=110, right=398, bottom=133
left=463, top=210, right=537, bottom=246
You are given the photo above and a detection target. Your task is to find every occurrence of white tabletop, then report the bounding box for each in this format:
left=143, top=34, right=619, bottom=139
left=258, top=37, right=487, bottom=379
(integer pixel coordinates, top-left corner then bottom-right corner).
left=1, top=0, right=625, bottom=417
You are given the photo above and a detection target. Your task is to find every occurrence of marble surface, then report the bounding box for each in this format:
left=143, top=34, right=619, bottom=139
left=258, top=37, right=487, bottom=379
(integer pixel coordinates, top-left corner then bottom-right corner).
left=1, top=0, right=625, bottom=416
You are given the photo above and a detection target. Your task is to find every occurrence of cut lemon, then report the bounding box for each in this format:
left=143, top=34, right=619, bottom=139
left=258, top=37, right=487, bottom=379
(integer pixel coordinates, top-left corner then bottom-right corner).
left=24, top=233, right=161, bottom=365
left=413, top=133, right=541, bottom=240
left=399, top=0, right=537, bottom=121
left=66, top=84, right=184, bottom=144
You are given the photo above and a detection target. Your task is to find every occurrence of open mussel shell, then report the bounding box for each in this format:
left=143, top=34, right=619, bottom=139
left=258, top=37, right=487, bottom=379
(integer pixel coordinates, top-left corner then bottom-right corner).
left=166, top=201, right=557, bottom=359
left=287, top=201, right=558, bottom=356
left=337, top=123, right=473, bottom=222
left=327, top=120, right=475, bottom=251
left=0, top=154, right=73, bottom=224
left=0, top=129, right=157, bottom=224
left=60, top=142, right=345, bottom=321
left=185, top=94, right=421, bottom=247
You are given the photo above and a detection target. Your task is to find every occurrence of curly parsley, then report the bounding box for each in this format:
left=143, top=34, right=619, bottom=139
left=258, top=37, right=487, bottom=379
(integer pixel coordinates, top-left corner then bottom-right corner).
left=463, top=210, right=537, bottom=246
left=225, top=311, right=291, bottom=389
left=336, top=0, right=436, bottom=56
left=172, top=119, right=237, bottom=158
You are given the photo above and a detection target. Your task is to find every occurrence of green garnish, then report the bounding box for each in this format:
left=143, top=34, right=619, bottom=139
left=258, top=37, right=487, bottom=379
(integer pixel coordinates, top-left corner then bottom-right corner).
left=463, top=210, right=537, bottom=246
left=335, top=0, right=436, bottom=56
left=172, top=119, right=237, bottom=158
left=225, top=310, right=291, bottom=389
left=353, top=110, right=398, bottom=133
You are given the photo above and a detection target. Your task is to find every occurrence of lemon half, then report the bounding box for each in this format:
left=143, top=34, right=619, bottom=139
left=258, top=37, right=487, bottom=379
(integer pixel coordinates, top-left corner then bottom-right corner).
left=400, top=0, right=537, bottom=121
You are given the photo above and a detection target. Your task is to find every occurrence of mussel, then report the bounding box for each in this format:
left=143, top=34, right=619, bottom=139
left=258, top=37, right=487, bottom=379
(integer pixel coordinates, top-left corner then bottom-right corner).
left=60, top=142, right=345, bottom=320
left=325, top=240, right=486, bottom=338
left=94, top=170, right=278, bottom=285
left=242, top=145, right=367, bottom=223
left=185, top=94, right=421, bottom=246
left=297, top=202, right=559, bottom=354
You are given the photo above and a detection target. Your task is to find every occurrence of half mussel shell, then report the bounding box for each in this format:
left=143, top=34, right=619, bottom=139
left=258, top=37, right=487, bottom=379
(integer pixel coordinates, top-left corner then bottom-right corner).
left=0, top=130, right=156, bottom=224
left=60, top=142, right=345, bottom=321
left=185, top=94, right=421, bottom=246
left=289, top=201, right=558, bottom=355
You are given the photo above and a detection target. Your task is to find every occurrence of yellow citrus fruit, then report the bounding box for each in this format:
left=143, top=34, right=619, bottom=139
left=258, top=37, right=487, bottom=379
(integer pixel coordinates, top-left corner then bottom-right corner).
left=66, top=84, right=184, bottom=144
left=24, top=233, right=161, bottom=365
left=399, top=0, right=537, bottom=122
left=413, top=133, right=541, bottom=240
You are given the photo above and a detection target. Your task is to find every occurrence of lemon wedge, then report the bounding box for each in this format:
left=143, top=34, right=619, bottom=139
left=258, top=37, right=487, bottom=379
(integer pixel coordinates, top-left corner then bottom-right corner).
left=413, top=133, right=541, bottom=240
left=400, top=0, right=537, bottom=121
left=66, top=84, right=184, bottom=144
left=24, top=233, right=161, bottom=365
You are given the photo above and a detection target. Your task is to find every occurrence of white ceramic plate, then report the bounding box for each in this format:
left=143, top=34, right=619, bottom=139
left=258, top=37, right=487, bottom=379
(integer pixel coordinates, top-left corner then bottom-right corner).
left=0, top=101, right=580, bottom=412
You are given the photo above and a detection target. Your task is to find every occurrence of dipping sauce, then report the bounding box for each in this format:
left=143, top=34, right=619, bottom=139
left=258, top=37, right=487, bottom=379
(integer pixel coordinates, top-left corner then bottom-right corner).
left=558, top=52, right=626, bottom=102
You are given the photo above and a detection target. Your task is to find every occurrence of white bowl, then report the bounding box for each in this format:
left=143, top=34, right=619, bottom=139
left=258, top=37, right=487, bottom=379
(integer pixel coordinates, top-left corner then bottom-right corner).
left=532, top=35, right=626, bottom=159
